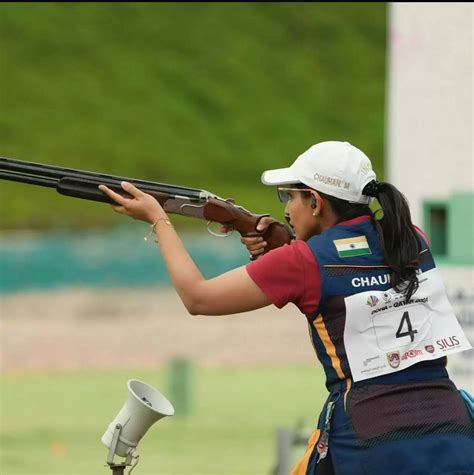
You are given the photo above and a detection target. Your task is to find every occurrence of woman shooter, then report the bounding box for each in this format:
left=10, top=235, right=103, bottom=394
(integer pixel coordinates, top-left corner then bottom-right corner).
left=99, top=141, right=474, bottom=475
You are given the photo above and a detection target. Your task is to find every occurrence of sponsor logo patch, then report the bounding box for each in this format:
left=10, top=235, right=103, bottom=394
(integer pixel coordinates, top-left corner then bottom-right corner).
left=401, top=349, right=423, bottom=360
left=382, top=292, right=392, bottom=303
left=425, top=345, right=435, bottom=354
left=366, top=295, right=380, bottom=307
left=386, top=351, right=400, bottom=368
left=436, top=336, right=460, bottom=351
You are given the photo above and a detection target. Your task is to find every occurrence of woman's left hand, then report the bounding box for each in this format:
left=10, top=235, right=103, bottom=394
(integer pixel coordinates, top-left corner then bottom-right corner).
left=98, top=181, right=167, bottom=224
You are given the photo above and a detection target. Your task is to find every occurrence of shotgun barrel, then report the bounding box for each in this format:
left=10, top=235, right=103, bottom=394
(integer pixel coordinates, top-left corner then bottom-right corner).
left=0, top=156, right=211, bottom=203
left=0, top=156, right=294, bottom=253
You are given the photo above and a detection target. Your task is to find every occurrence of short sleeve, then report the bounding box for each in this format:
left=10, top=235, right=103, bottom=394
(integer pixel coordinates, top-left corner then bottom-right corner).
left=414, top=224, right=430, bottom=246
left=245, top=240, right=321, bottom=315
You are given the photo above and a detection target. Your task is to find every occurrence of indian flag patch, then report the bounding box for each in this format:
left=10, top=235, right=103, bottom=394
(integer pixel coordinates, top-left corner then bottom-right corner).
left=334, top=235, right=371, bottom=258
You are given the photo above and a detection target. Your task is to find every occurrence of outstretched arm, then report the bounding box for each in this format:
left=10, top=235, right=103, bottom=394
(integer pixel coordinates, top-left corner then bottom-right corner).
left=99, top=182, right=272, bottom=316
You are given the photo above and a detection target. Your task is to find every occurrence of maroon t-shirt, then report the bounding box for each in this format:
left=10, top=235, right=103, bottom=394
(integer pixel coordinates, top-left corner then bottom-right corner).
left=246, top=239, right=321, bottom=316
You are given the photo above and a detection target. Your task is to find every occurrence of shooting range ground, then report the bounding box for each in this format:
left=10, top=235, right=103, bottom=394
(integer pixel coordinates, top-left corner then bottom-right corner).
left=0, top=365, right=325, bottom=474
left=0, top=284, right=325, bottom=474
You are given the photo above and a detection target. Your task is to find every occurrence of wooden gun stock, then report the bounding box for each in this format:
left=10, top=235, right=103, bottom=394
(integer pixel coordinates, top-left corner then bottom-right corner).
left=202, top=199, right=292, bottom=254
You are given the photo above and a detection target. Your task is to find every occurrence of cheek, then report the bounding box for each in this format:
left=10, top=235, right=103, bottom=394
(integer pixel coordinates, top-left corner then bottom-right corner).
left=288, top=203, right=307, bottom=227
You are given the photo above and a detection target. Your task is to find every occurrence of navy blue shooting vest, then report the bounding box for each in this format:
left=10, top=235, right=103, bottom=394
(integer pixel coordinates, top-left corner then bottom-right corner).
left=304, top=216, right=446, bottom=389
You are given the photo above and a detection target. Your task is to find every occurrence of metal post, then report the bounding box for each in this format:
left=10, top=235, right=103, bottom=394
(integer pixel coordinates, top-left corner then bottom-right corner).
left=108, top=464, right=127, bottom=475
left=274, top=427, right=293, bottom=475
left=167, top=358, right=193, bottom=415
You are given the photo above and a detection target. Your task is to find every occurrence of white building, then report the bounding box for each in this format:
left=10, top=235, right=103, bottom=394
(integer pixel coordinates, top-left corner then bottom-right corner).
left=387, top=3, right=473, bottom=391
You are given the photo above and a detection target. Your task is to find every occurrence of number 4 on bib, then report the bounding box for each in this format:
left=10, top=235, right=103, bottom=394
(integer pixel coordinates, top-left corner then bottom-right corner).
left=396, top=311, right=418, bottom=342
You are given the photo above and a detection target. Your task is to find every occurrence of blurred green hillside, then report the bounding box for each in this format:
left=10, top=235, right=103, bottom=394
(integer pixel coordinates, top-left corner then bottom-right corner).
left=0, top=3, right=386, bottom=231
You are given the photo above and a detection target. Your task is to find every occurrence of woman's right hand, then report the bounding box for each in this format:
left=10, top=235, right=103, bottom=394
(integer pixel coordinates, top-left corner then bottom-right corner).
left=219, top=216, right=277, bottom=259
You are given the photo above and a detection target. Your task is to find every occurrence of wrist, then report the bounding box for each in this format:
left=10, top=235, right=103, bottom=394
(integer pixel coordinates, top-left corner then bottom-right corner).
left=149, top=213, right=168, bottom=224
left=144, top=216, right=172, bottom=242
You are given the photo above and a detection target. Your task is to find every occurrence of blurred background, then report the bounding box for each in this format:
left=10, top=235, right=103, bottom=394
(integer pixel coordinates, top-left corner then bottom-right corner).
left=0, top=3, right=472, bottom=475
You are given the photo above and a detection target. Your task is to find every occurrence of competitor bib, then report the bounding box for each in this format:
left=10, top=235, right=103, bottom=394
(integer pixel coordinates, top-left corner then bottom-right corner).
left=343, top=267, right=472, bottom=382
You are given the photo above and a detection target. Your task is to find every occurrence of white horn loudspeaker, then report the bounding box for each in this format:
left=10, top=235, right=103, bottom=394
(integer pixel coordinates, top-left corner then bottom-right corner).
left=102, top=379, right=175, bottom=458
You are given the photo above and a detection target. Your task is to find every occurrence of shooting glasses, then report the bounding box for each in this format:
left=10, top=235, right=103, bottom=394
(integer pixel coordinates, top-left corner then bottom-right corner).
left=276, top=187, right=314, bottom=203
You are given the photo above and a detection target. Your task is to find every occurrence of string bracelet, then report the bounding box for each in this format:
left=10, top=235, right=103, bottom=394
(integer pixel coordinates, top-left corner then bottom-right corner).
left=144, top=217, right=172, bottom=242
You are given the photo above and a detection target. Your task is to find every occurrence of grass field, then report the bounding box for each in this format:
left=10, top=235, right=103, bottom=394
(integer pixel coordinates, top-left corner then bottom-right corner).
left=0, top=364, right=327, bottom=474
left=0, top=3, right=386, bottom=231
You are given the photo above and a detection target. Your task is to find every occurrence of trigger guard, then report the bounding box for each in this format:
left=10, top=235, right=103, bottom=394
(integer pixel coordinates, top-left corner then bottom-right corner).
left=206, top=221, right=234, bottom=238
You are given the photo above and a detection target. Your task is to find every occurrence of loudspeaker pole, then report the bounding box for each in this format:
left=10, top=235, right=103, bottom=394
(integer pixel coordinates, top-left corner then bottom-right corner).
left=105, top=424, right=137, bottom=474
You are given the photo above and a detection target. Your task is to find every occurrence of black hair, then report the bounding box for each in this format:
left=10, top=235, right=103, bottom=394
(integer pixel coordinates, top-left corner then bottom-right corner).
left=294, top=183, right=371, bottom=221
left=295, top=181, right=421, bottom=301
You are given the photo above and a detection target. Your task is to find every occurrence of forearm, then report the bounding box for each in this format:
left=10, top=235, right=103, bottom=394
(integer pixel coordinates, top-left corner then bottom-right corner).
left=152, top=219, right=205, bottom=312
left=97, top=181, right=270, bottom=316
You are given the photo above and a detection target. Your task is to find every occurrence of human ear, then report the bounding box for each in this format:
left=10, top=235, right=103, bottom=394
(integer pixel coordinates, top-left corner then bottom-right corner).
left=310, top=191, right=323, bottom=216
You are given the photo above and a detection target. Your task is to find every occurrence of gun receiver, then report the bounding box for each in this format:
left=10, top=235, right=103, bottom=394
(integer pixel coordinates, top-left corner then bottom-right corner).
left=0, top=157, right=293, bottom=255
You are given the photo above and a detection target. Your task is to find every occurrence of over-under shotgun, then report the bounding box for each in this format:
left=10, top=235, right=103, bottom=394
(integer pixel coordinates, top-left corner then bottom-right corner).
left=0, top=157, right=292, bottom=254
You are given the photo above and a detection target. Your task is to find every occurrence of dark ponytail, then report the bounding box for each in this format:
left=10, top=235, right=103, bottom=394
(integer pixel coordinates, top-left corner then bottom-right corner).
left=296, top=181, right=421, bottom=301
left=363, top=181, right=421, bottom=301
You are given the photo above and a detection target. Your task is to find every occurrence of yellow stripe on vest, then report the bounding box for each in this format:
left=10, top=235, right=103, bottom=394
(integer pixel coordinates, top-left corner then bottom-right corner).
left=313, top=314, right=345, bottom=379
left=344, top=378, right=352, bottom=410
left=290, top=429, right=320, bottom=475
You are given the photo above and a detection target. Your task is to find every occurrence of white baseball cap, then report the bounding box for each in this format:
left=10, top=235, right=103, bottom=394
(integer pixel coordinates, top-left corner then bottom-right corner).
left=261, top=141, right=377, bottom=204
